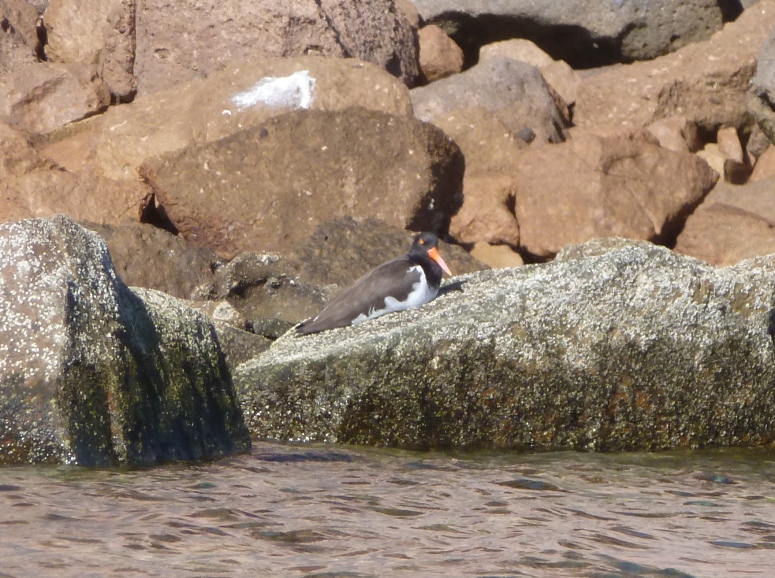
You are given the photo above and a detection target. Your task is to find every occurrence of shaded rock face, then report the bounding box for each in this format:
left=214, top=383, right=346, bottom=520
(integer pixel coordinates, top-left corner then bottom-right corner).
left=81, top=221, right=224, bottom=300
left=201, top=216, right=488, bottom=329
left=411, top=56, right=569, bottom=144
left=412, top=0, right=728, bottom=68
left=140, top=108, right=465, bottom=258
left=235, top=240, right=775, bottom=452
left=513, top=130, right=719, bottom=259
left=0, top=215, right=250, bottom=465
left=135, top=0, right=419, bottom=94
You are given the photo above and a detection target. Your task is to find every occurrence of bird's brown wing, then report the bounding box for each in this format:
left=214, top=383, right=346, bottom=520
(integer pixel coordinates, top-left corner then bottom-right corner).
left=296, top=257, right=420, bottom=334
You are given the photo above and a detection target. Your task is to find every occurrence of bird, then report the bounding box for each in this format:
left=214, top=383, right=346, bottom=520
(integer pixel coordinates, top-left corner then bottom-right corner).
left=296, top=232, right=452, bottom=335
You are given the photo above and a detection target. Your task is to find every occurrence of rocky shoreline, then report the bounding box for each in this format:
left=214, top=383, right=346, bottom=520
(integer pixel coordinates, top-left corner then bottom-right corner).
left=2, top=0, right=775, bottom=464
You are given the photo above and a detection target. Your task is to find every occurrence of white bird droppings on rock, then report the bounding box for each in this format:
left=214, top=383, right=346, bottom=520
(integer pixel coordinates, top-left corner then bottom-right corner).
left=231, top=71, right=316, bottom=110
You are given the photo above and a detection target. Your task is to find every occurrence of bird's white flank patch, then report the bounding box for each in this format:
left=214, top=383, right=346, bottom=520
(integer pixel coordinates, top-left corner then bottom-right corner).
left=231, top=70, right=316, bottom=110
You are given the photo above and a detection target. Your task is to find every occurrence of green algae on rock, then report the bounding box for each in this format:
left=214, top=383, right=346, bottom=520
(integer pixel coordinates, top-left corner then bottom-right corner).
left=0, top=215, right=250, bottom=465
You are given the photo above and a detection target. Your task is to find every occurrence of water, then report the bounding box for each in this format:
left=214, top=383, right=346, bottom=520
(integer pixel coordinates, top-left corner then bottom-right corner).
left=1, top=443, right=773, bottom=577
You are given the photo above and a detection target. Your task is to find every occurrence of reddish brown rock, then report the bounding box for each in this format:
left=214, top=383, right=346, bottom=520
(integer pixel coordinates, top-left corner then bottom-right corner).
left=430, top=107, right=526, bottom=174
left=716, top=126, right=752, bottom=184
left=45, top=0, right=138, bottom=101
left=513, top=130, right=719, bottom=259
left=0, top=62, right=110, bottom=134
left=134, top=0, right=419, bottom=95
left=431, top=109, right=525, bottom=248
left=674, top=179, right=775, bottom=266
left=717, top=127, right=744, bottom=163
left=0, top=122, right=56, bottom=178
left=418, top=24, right=463, bottom=83
left=139, top=108, right=464, bottom=258
left=0, top=169, right=149, bottom=225
left=575, top=1, right=775, bottom=133
left=39, top=56, right=413, bottom=180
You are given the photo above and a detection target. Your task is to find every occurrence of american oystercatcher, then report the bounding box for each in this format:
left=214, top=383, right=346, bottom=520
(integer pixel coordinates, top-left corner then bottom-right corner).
left=296, top=232, right=452, bottom=335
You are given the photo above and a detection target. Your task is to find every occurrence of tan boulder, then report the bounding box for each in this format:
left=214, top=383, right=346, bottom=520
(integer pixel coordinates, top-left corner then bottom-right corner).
left=750, top=145, right=775, bottom=182
left=1, top=0, right=40, bottom=64
left=450, top=173, right=520, bottom=248
left=646, top=116, right=701, bottom=153
left=574, top=0, right=775, bottom=133
left=39, top=56, right=413, bottom=180
left=540, top=60, right=579, bottom=109
left=418, top=24, right=464, bottom=83
left=674, top=179, right=775, bottom=265
left=0, top=123, right=149, bottom=227
left=0, top=62, right=111, bottom=134
left=479, top=39, right=554, bottom=69
left=513, top=130, right=719, bottom=259
left=695, top=143, right=726, bottom=176
left=716, top=126, right=752, bottom=184
left=469, top=242, right=524, bottom=269
left=139, top=107, right=464, bottom=258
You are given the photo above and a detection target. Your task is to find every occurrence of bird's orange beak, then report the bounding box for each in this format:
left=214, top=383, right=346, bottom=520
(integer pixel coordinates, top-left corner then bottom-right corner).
left=428, top=247, right=452, bottom=276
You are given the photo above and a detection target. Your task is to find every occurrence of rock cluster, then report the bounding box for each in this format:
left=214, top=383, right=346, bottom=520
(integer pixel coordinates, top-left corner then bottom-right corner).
left=1, top=0, right=775, bottom=461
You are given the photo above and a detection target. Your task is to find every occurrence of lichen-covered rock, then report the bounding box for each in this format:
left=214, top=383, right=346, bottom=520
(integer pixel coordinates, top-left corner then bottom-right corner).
left=0, top=215, right=250, bottom=465
left=235, top=239, right=775, bottom=452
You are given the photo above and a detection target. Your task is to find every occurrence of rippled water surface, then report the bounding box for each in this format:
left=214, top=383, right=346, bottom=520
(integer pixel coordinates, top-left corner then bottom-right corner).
left=1, top=444, right=774, bottom=577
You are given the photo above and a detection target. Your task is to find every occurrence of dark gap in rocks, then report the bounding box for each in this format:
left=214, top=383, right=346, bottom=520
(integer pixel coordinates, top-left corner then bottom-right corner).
left=139, top=194, right=179, bottom=235
left=718, top=0, right=745, bottom=23
left=35, top=15, right=47, bottom=61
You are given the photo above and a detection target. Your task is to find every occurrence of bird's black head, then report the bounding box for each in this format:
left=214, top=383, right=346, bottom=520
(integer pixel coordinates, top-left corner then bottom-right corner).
left=409, top=232, right=452, bottom=276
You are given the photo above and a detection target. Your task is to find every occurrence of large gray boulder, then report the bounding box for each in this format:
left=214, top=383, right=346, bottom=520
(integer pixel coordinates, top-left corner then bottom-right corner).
left=412, top=0, right=730, bottom=67
left=0, top=215, right=250, bottom=465
left=235, top=239, right=775, bottom=451
left=410, top=57, right=569, bottom=144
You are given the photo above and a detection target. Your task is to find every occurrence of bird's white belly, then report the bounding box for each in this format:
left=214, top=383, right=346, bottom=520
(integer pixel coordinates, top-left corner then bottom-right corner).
left=351, top=266, right=437, bottom=325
